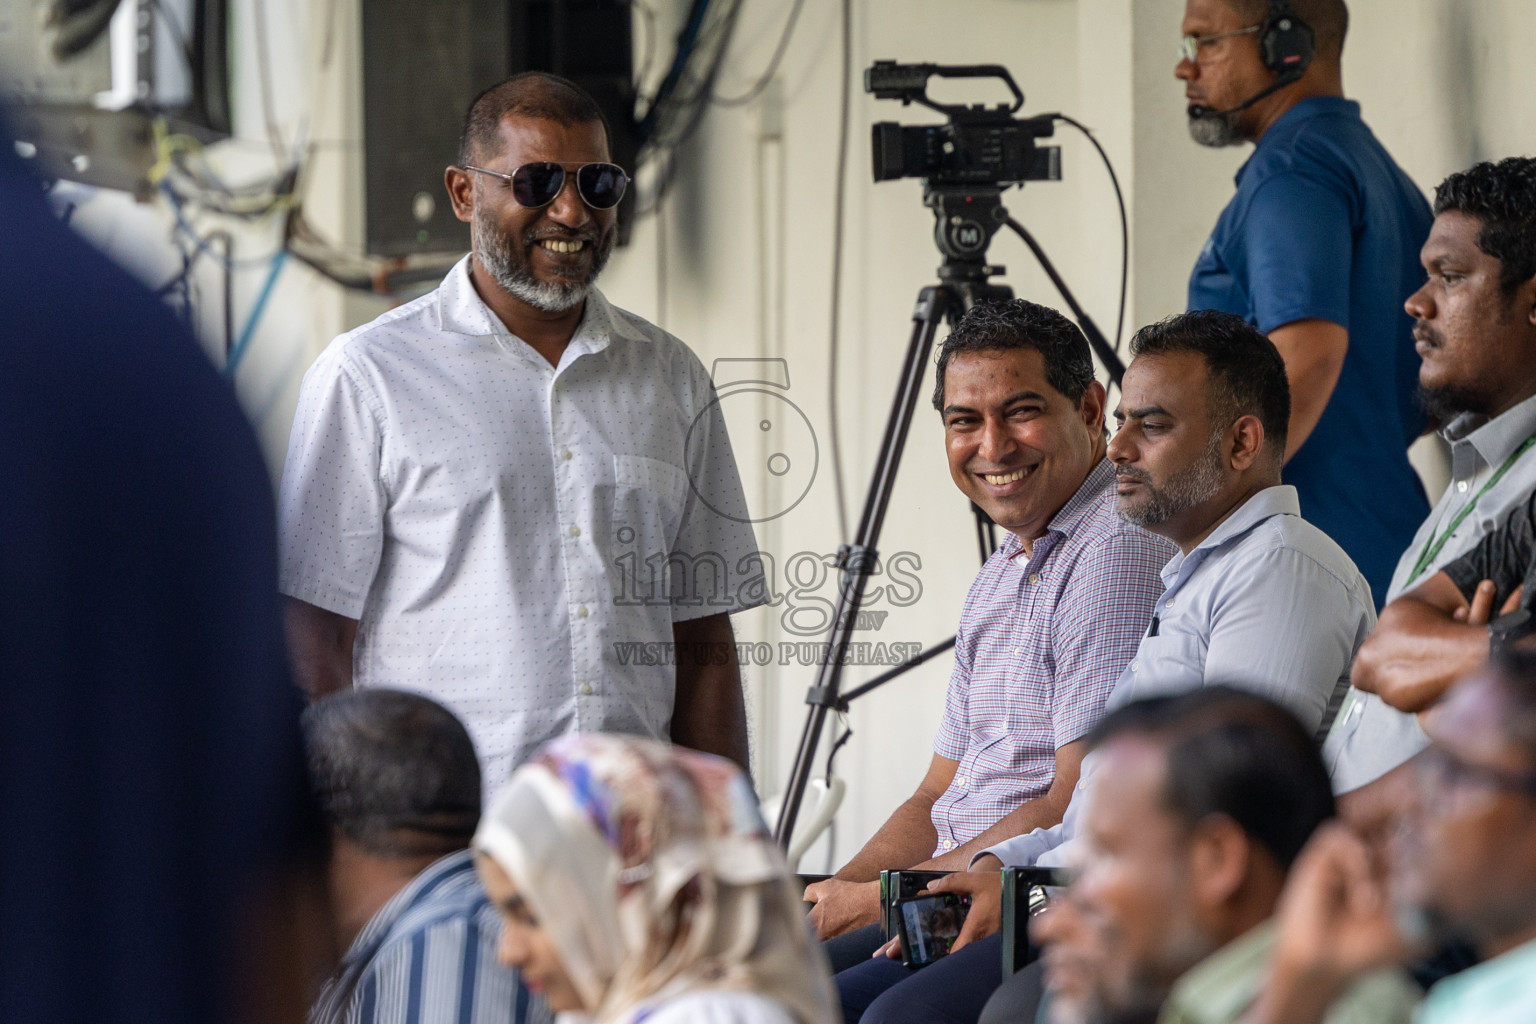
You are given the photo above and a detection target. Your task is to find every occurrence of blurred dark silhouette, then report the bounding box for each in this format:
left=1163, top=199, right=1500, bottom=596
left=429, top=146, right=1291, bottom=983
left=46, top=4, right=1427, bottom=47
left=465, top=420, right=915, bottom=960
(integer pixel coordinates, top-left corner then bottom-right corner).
left=0, top=111, right=327, bottom=1024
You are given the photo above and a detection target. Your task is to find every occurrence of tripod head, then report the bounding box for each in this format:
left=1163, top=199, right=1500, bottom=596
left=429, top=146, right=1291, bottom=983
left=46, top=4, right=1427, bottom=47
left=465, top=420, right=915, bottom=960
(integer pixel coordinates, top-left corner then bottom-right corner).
left=926, top=185, right=1013, bottom=303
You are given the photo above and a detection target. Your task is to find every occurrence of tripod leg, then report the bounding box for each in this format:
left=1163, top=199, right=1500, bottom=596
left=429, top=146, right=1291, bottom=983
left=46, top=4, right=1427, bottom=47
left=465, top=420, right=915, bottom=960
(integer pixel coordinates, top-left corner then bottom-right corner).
left=775, top=286, right=952, bottom=847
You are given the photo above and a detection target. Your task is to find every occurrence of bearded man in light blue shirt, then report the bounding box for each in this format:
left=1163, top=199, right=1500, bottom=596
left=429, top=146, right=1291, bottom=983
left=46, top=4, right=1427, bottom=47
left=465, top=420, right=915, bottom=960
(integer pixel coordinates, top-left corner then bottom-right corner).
left=920, top=311, right=1376, bottom=1022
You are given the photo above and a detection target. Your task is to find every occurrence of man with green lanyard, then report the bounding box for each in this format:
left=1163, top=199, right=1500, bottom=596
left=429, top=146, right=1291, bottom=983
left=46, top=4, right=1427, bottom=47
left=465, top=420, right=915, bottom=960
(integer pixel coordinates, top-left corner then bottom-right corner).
left=1324, top=157, right=1536, bottom=838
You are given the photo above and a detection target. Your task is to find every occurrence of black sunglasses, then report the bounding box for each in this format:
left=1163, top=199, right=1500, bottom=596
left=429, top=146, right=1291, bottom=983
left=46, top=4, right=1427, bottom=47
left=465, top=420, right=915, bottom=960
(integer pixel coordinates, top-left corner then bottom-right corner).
left=461, top=161, right=630, bottom=210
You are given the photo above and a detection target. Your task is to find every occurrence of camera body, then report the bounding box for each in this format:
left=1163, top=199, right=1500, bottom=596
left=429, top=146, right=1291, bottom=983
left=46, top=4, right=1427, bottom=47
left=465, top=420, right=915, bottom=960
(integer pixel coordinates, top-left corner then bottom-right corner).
left=866, top=61, right=1060, bottom=188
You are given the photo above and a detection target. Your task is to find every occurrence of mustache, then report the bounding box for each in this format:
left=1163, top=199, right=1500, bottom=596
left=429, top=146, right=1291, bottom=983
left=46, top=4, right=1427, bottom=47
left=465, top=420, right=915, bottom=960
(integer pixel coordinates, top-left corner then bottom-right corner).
left=525, top=227, right=599, bottom=246
left=1412, top=320, right=1442, bottom=347
left=1115, top=467, right=1153, bottom=485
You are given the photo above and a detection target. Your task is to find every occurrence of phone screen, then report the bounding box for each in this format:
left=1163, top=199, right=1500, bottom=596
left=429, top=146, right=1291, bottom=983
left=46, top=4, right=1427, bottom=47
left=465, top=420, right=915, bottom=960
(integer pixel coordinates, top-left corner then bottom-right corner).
left=898, top=893, right=969, bottom=967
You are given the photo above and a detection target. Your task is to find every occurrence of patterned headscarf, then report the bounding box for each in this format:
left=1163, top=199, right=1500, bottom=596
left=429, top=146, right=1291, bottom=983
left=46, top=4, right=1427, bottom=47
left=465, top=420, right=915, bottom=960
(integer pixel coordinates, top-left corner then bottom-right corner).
left=474, top=735, right=837, bottom=1024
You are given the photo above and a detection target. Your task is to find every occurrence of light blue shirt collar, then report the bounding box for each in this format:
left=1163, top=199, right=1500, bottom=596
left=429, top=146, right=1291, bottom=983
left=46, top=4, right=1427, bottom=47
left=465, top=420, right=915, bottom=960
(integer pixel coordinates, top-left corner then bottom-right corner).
left=1160, top=484, right=1301, bottom=588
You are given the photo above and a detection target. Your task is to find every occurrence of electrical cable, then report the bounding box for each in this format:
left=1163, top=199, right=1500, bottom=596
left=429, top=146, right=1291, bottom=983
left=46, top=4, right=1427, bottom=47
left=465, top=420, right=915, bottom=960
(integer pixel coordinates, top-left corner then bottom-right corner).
left=825, top=0, right=852, bottom=542
left=249, top=0, right=289, bottom=166
left=710, top=0, right=806, bottom=107
left=633, top=0, right=743, bottom=217
left=1004, top=215, right=1126, bottom=386
left=223, top=249, right=288, bottom=378
left=631, top=0, right=658, bottom=95
left=1054, top=114, right=1129, bottom=353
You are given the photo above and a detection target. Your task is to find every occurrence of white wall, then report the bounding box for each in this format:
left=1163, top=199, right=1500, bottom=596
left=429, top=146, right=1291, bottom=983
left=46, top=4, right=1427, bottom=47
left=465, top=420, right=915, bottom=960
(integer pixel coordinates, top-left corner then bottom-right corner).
left=47, top=0, right=1536, bottom=869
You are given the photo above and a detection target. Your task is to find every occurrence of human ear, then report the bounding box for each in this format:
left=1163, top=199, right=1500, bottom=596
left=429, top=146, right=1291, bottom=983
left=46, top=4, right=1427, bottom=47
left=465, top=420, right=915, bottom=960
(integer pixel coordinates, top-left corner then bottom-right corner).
left=445, top=165, right=476, bottom=223
left=1188, top=815, right=1251, bottom=911
left=1228, top=415, right=1266, bottom=471
left=1079, top=380, right=1108, bottom=436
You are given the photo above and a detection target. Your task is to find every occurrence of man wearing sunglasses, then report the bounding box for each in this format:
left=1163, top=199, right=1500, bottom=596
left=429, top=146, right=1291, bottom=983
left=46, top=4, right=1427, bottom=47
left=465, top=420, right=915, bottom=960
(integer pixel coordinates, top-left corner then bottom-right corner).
left=1180, top=0, right=1433, bottom=611
left=1245, top=650, right=1536, bottom=1024
left=278, top=72, right=763, bottom=795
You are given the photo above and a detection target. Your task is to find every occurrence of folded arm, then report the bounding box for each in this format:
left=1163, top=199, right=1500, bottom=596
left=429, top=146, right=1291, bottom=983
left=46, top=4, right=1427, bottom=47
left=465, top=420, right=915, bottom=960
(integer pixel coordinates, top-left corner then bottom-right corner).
left=1350, top=571, right=1491, bottom=713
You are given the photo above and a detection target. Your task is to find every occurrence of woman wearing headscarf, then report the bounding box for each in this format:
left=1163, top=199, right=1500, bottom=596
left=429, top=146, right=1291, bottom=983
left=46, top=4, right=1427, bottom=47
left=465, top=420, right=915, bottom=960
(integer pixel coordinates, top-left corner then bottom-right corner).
left=473, top=733, right=838, bottom=1024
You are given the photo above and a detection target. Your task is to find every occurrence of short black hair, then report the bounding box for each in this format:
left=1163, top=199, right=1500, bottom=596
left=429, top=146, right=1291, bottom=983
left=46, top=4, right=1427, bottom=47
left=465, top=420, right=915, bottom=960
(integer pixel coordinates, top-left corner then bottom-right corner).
left=458, top=71, right=611, bottom=167
left=1224, top=0, right=1349, bottom=63
left=302, top=689, right=482, bottom=859
left=1434, top=157, right=1536, bottom=296
left=1129, top=310, right=1291, bottom=460
left=1087, top=687, right=1335, bottom=869
left=932, top=299, right=1096, bottom=412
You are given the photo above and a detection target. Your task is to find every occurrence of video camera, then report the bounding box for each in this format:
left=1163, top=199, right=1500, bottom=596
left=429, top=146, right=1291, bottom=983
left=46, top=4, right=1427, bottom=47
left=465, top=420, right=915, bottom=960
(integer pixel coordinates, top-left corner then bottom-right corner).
left=866, top=61, right=1060, bottom=188
left=865, top=61, right=1060, bottom=267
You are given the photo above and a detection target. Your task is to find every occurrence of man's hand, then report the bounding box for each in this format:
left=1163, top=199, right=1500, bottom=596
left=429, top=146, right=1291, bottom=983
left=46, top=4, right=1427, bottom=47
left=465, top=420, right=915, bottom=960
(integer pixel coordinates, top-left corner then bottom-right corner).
left=1247, top=823, right=1411, bottom=1024
left=870, top=860, right=1004, bottom=960
left=928, top=856, right=1004, bottom=952
left=1451, top=580, right=1522, bottom=625
left=1272, top=823, right=1407, bottom=980
left=804, top=878, right=881, bottom=940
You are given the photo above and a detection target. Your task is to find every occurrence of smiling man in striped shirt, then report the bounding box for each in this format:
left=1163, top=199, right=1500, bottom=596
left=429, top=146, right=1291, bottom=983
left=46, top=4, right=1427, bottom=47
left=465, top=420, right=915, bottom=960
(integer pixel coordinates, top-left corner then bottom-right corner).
left=806, top=300, right=1173, bottom=1024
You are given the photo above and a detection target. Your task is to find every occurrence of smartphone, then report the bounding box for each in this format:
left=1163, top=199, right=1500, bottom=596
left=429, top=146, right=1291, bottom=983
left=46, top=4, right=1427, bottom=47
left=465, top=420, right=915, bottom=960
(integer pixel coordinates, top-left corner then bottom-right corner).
left=895, top=892, right=971, bottom=968
left=879, top=869, right=951, bottom=941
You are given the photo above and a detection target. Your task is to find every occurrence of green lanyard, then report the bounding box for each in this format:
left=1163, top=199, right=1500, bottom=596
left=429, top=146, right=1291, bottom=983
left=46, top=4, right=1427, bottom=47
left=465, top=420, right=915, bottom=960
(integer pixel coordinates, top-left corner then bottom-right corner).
left=1406, top=433, right=1536, bottom=586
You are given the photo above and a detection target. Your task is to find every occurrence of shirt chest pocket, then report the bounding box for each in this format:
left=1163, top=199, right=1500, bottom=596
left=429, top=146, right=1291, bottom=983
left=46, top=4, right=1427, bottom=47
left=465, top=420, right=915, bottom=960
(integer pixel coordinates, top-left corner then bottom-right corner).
left=613, top=453, right=690, bottom=554
left=1124, top=633, right=1207, bottom=700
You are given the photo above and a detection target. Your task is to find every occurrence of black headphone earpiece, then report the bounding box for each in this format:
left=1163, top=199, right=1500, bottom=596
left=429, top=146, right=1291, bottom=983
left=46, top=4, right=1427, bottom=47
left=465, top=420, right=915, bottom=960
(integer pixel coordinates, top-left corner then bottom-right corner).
left=1258, top=0, right=1315, bottom=76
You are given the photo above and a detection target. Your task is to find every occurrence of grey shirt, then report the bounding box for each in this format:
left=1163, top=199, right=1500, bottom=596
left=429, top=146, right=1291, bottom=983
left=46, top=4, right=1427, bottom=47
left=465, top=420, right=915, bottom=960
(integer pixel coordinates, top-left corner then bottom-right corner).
left=1324, top=392, right=1536, bottom=794
left=983, top=486, right=1375, bottom=868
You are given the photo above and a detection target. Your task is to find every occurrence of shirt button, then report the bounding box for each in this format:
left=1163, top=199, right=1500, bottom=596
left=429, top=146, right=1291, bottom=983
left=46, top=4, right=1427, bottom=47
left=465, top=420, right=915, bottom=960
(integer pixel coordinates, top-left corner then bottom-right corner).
left=581, top=682, right=594, bottom=695
left=1165, top=598, right=1174, bottom=610
left=576, top=605, right=589, bottom=619
left=1457, top=480, right=1470, bottom=493
left=1028, top=572, right=1041, bottom=584
left=955, top=776, right=967, bottom=788
left=941, top=839, right=954, bottom=851
left=569, top=525, right=581, bottom=538
left=560, top=448, right=573, bottom=461
left=1131, top=660, right=1139, bottom=672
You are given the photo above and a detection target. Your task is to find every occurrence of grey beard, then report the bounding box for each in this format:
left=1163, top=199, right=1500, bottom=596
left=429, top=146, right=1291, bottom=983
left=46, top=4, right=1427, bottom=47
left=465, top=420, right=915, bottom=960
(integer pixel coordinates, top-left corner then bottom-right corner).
left=1117, top=432, right=1226, bottom=528
left=1187, top=109, right=1244, bottom=148
left=473, top=206, right=608, bottom=314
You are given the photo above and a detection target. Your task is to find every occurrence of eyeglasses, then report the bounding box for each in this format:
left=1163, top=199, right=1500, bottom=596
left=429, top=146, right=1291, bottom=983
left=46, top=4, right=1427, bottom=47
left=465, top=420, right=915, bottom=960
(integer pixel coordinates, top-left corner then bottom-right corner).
left=460, top=161, right=630, bottom=210
left=1179, top=25, right=1260, bottom=63
left=1415, top=745, right=1536, bottom=801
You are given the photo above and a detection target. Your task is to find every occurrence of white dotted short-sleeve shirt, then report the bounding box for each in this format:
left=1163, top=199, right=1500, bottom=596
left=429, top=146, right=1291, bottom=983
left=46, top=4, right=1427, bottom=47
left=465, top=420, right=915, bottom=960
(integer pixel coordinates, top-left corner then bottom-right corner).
left=279, top=258, right=764, bottom=791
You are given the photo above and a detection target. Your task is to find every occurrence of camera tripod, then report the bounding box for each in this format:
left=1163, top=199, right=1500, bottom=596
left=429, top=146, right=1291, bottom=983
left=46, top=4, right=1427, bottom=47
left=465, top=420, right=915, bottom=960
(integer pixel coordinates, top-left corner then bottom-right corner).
left=773, top=186, right=1127, bottom=848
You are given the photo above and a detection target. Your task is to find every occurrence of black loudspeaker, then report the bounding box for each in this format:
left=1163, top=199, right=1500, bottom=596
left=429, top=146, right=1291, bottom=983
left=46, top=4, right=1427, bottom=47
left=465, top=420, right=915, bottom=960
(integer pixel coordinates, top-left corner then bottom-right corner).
left=361, top=0, right=510, bottom=257
left=514, top=0, right=640, bottom=245
left=360, top=0, right=638, bottom=257
left=1258, top=0, right=1314, bottom=77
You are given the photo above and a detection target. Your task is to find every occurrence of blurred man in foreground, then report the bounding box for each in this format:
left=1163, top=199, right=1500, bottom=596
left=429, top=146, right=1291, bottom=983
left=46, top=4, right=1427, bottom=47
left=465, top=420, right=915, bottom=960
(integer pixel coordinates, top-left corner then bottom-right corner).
left=0, top=113, right=322, bottom=1023
left=1251, top=651, right=1536, bottom=1024
left=305, top=689, right=550, bottom=1024
left=1066, top=688, right=1415, bottom=1024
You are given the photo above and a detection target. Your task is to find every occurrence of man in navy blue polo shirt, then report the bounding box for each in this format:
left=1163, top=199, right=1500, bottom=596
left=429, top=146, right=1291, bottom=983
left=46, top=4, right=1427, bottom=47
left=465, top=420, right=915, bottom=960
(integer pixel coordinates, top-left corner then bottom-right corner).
left=1178, top=0, right=1433, bottom=607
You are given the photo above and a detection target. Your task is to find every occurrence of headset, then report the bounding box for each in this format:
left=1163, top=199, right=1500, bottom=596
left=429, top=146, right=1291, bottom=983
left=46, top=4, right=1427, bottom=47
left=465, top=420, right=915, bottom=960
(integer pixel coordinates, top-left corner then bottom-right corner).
left=1258, top=0, right=1315, bottom=77
left=1189, top=0, right=1315, bottom=118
